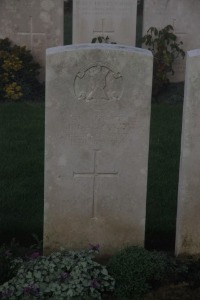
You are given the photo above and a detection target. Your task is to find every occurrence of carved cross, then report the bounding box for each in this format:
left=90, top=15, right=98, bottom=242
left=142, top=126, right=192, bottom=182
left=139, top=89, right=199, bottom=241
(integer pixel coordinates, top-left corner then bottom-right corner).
left=17, top=16, right=45, bottom=51
left=93, top=18, right=114, bottom=36
left=73, top=149, right=118, bottom=218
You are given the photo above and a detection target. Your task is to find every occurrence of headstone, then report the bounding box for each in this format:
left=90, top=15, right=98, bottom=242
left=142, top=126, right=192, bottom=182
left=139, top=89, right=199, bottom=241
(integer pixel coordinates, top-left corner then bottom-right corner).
left=176, top=49, right=200, bottom=255
left=73, top=0, right=137, bottom=46
left=143, top=0, right=200, bottom=82
left=44, top=44, right=153, bottom=255
left=0, top=0, right=63, bottom=79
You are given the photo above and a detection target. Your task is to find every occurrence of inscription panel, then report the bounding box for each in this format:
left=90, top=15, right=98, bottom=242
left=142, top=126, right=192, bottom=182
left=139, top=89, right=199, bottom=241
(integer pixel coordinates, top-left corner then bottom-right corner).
left=150, top=2, right=167, bottom=14
left=74, top=0, right=134, bottom=17
left=65, top=114, right=134, bottom=146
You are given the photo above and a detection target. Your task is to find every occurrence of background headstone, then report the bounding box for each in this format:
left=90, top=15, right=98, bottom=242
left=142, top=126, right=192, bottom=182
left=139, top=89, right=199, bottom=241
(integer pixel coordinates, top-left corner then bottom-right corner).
left=176, top=49, right=200, bottom=255
left=44, top=44, right=153, bottom=254
left=0, top=0, right=64, bottom=79
left=73, top=0, right=137, bottom=45
left=143, top=0, right=200, bottom=82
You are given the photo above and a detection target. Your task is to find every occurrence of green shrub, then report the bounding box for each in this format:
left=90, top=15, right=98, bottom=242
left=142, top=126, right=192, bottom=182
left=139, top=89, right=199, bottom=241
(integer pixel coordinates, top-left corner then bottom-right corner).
left=107, top=246, right=170, bottom=299
left=0, top=247, right=115, bottom=299
left=0, top=38, right=43, bottom=102
left=142, top=25, right=185, bottom=97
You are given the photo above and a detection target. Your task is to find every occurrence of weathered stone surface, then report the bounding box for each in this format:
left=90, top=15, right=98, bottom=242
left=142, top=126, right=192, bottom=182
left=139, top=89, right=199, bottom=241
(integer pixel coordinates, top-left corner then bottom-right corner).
left=176, top=49, right=200, bottom=255
left=44, top=44, right=153, bottom=255
left=143, top=0, right=200, bottom=82
left=73, top=0, right=137, bottom=45
left=0, top=0, right=63, bottom=79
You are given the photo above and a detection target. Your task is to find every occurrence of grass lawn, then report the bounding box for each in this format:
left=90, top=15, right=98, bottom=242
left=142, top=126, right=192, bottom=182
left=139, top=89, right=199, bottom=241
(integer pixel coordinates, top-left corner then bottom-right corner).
left=0, top=92, right=183, bottom=250
left=146, top=102, right=183, bottom=251
left=0, top=103, right=44, bottom=244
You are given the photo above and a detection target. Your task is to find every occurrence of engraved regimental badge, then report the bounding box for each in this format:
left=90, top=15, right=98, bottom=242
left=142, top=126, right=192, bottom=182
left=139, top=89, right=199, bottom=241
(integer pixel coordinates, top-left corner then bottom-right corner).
left=74, top=62, right=123, bottom=102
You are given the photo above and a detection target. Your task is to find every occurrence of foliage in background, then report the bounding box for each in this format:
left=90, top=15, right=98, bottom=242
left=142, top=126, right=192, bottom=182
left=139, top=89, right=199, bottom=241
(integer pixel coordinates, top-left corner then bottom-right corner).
left=142, top=25, right=185, bottom=97
left=107, top=246, right=170, bottom=299
left=0, top=247, right=115, bottom=300
left=0, top=38, right=43, bottom=102
left=91, top=36, right=116, bottom=44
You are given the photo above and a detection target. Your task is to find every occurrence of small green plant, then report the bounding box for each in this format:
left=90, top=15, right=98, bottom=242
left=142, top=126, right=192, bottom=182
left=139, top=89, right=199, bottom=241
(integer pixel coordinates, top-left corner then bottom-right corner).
left=91, top=36, right=116, bottom=44
left=0, top=246, right=115, bottom=299
left=29, top=233, right=43, bottom=252
left=107, top=246, right=170, bottom=299
left=0, top=38, right=43, bottom=102
left=142, top=25, right=185, bottom=97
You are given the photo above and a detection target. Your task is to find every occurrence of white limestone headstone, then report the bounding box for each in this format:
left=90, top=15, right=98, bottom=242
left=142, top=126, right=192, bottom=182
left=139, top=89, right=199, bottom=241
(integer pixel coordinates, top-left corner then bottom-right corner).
left=44, top=44, right=153, bottom=255
left=143, top=0, right=200, bottom=82
left=176, top=49, right=200, bottom=255
left=0, top=0, right=63, bottom=79
left=73, top=0, right=137, bottom=46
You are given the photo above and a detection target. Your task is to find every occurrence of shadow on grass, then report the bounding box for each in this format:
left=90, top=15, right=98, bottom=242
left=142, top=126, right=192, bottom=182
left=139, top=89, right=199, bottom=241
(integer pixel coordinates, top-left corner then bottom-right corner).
left=0, top=102, right=44, bottom=245
left=145, top=83, right=184, bottom=251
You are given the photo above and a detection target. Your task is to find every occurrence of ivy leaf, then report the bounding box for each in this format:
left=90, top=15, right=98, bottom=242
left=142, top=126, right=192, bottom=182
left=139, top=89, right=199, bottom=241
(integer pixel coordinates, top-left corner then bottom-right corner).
left=34, top=271, right=42, bottom=279
left=101, top=268, right=108, bottom=275
left=98, top=36, right=103, bottom=43
left=91, top=37, right=97, bottom=43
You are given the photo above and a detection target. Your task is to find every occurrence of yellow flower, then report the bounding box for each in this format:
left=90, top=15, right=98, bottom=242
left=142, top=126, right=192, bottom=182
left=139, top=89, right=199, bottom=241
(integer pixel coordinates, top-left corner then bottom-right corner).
left=2, top=53, right=22, bottom=71
left=4, top=82, right=23, bottom=101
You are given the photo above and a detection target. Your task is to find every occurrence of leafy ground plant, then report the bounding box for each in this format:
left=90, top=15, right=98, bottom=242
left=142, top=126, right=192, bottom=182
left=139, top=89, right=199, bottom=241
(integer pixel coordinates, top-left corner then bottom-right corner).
left=0, top=246, right=115, bottom=300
